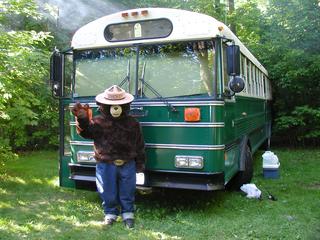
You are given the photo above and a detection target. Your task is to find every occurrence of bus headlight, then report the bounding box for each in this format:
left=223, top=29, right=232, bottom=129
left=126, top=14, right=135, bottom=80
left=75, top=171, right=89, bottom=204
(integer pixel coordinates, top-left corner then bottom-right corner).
left=189, top=157, right=204, bottom=169
left=175, top=156, right=189, bottom=168
left=175, top=156, right=203, bottom=169
left=77, top=151, right=95, bottom=162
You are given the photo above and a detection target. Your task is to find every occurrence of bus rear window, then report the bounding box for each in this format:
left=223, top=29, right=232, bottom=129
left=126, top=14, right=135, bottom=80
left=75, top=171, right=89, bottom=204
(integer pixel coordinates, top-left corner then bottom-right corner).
left=104, top=19, right=172, bottom=42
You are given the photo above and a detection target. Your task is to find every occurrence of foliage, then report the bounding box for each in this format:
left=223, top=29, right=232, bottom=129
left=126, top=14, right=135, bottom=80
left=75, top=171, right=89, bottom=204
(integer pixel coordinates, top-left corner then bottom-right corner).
left=261, top=0, right=320, bottom=144
left=0, top=150, right=319, bottom=239
left=113, top=0, right=228, bottom=22
left=0, top=0, right=57, bottom=151
left=0, top=141, right=18, bottom=168
left=275, top=106, right=320, bottom=142
left=228, top=1, right=264, bottom=50
left=228, top=0, right=320, bottom=145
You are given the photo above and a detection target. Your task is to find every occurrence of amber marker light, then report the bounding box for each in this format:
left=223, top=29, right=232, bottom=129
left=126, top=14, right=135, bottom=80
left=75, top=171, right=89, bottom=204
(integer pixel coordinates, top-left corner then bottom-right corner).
left=121, top=12, right=129, bottom=17
left=218, top=26, right=224, bottom=31
left=141, top=10, right=149, bottom=16
left=131, top=11, right=139, bottom=16
left=184, top=108, right=201, bottom=122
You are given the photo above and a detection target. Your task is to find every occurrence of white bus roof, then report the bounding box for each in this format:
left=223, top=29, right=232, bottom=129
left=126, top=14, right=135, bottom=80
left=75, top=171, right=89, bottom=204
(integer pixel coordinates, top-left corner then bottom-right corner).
left=71, top=8, right=268, bottom=75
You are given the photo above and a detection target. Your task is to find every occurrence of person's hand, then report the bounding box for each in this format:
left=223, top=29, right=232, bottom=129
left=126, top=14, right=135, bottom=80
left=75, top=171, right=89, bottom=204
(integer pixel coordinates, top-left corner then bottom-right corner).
left=72, top=102, right=92, bottom=120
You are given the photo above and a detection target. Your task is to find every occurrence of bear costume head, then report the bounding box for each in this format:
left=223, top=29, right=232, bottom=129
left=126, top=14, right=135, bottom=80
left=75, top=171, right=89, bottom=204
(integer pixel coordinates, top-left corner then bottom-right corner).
left=95, top=85, right=134, bottom=119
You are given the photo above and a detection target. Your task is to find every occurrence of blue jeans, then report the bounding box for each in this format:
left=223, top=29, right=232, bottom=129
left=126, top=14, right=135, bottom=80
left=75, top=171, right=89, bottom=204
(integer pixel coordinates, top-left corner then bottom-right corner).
left=96, top=161, right=136, bottom=220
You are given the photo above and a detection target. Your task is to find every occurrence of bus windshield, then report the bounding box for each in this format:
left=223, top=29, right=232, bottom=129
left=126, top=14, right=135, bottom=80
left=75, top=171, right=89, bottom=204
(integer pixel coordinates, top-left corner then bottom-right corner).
left=74, top=41, right=215, bottom=98
left=74, top=47, right=136, bottom=97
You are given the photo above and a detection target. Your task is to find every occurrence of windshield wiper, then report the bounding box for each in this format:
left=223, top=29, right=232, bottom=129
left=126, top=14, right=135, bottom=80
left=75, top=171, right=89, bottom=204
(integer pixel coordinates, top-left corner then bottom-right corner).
left=118, top=60, right=130, bottom=92
left=138, top=61, right=178, bottom=112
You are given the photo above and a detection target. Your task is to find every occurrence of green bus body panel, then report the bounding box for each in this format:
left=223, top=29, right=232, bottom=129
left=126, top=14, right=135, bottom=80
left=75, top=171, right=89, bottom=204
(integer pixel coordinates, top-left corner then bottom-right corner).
left=60, top=155, right=75, bottom=188
left=142, top=127, right=223, bottom=145
left=71, top=123, right=223, bottom=145
left=223, top=95, right=271, bottom=183
left=69, top=103, right=226, bottom=174
left=224, top=96, right=269, bottom=147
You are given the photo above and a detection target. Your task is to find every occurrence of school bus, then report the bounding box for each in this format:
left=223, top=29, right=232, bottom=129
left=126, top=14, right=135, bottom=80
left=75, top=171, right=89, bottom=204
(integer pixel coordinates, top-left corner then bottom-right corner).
left=50, top=8, right=272, bottom=191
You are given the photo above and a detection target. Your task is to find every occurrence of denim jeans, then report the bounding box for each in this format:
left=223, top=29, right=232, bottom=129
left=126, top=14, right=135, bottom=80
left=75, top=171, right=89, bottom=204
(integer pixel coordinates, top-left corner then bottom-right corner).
left=96, top=160, right=136, bottom=220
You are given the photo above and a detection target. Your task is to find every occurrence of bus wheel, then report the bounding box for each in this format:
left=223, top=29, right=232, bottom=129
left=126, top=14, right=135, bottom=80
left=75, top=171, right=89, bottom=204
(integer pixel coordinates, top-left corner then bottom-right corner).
left=227, top=145, right=253, bottom=190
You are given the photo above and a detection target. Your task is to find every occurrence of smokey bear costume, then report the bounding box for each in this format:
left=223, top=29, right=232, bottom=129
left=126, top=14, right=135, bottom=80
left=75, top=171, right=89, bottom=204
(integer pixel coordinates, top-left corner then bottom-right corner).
left=72, top=85, right=146, bottom=228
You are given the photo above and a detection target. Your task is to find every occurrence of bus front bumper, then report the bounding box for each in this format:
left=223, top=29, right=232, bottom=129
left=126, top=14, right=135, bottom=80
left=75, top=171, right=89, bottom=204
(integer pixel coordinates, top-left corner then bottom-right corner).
left=69, top=163, right=225, bottom=191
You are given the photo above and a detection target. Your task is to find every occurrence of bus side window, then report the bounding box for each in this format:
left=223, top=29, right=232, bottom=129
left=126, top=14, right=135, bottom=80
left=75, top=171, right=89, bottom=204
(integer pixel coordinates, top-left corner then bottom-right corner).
left=263, top=74, right=266, bottom=98
left=260, top=71, right=263, bottom=97
left=256, top=67, right=258, bottom=96
left=252, top=65, right=256, bottom=96
left=241, top=54, right=247, bottom=94
left=258, top=69, right=260, bottom=97
left=247, top=59, right=251, bottom=96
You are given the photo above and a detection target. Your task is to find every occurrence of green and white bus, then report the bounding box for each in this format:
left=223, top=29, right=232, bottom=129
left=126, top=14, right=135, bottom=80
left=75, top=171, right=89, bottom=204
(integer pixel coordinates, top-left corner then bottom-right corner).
left=50, top=8, right=272, bottom=191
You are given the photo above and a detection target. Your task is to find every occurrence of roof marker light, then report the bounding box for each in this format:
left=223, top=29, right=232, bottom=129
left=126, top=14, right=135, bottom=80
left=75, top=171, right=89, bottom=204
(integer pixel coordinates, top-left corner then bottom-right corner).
left=218, top=26, right=224, bottom=31
left=121, top=12, right=129, bottom=17
left=131, top=11, right=138, bottom=16
left=141, top=10, right=148, bottom=16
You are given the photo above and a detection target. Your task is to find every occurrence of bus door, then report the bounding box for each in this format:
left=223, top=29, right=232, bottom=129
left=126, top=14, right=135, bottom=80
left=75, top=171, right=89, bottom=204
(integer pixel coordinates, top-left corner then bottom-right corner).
left=50, top=50, right=74, bottom=188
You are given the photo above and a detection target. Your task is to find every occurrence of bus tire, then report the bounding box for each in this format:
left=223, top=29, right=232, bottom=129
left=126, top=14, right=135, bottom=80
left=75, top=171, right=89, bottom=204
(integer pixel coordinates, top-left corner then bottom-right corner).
left=227, top=145, right=253, bottom=190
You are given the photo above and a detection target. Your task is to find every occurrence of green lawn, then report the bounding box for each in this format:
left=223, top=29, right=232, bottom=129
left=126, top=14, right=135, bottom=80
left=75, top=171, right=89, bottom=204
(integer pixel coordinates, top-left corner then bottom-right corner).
left=0, top=149, right=319, bottom=240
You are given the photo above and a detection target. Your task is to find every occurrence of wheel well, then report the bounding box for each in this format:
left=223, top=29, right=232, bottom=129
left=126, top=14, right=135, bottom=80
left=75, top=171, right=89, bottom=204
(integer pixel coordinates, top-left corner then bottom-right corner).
left=239, top=136, right=251, bottom=171
left=247, top=139, right=252, bottom=151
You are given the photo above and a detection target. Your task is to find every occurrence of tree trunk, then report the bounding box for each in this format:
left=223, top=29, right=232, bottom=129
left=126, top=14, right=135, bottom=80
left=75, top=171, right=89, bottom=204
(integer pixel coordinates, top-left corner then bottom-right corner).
left=228, top=0, right=236, bottom=34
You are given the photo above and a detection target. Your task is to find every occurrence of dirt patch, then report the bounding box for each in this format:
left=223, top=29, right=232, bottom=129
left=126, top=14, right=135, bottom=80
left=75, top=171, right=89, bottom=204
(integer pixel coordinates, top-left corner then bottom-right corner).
left=307, top=182, right=320, bottom=190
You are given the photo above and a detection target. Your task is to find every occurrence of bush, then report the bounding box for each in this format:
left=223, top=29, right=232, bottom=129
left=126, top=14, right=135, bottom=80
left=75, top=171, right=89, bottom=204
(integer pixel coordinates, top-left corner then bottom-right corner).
left=0, top=0, right=57, bottom=151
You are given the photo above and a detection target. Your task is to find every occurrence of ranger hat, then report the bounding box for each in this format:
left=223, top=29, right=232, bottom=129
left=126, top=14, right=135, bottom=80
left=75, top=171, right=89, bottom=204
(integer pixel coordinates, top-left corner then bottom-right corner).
left=95, top=85, right=134, bottom=105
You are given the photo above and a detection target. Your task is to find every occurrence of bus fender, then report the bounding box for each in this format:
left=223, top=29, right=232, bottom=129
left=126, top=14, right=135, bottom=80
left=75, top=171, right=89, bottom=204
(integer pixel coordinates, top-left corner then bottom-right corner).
left=239, top=136, right=249, bottom=171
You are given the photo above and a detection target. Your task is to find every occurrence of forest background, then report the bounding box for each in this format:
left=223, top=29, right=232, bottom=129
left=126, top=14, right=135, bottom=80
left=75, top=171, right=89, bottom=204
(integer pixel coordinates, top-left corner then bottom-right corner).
left=1, top=0, right=319, bottom=162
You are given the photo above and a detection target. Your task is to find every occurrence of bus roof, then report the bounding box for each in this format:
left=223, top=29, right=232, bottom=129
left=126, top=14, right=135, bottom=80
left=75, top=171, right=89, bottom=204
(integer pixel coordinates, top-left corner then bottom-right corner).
left=71, top=8, right=268, bottom=75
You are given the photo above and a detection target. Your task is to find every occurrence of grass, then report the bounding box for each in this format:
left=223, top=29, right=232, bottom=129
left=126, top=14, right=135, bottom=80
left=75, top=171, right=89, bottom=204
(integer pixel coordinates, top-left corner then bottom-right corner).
left=0, top=149, right=319, bottom=240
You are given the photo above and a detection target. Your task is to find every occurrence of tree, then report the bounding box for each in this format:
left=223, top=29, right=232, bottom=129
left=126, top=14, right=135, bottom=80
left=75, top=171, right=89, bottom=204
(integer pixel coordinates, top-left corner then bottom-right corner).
left=262, top=0, right=320, bottom=144
left=0, top=0, right=57, bottom=155
left=228, top=0, right=236, bottom=34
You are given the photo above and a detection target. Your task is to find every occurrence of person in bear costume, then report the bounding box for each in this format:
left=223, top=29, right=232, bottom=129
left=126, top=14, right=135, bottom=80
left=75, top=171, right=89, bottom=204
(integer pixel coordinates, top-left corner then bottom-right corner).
left=71, top=85, right=146, bottom=229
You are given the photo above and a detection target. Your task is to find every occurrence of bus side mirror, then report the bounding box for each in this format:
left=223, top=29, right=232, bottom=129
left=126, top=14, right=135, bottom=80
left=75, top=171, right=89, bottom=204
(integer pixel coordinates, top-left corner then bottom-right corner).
left=227, top=45, right=240, bottom=76
left=50, top=50, right=63, bottom=97
left=226, top=45, right=245, bottom=93
left=228, top=76, right=245, bottom=93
